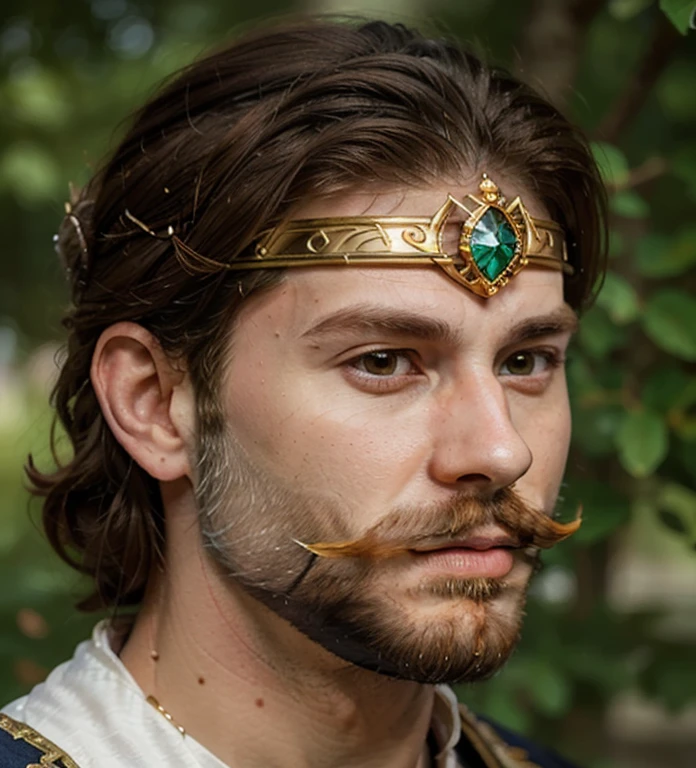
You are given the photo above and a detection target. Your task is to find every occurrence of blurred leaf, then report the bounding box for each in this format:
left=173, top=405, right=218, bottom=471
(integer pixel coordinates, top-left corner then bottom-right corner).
left=656, top=60, right=696, bottom=120
left=636, top=228, right=696, bottom=277
left=525, top=659, right=573, bottom=717
left=566, top=354, right=597, bottom=393
left=641, top=644, right=696, bottom=710
left=596, top=272, right=640, bottom=324
left=6, top=69, right=70, bottom=128
left=591, top=142, right=630, bottom=187
left=657, top=482, right=696, bottom=526
left=657, top=509, right=688, bottom=535
left=674, top=416, right=696, bottom=442
left=616, top=409, right=669, bottom=477
left=564, top=645, right=634, bottom=693
left=643, top=290, right=696, bottom=361
left=608, top=229, right=624, bottom=258
left=572, top=404, right=627, bottom=457
left=609, top=0, right=653, bottom=19
left=671, top=145, right=696, bottom=201
left=659, top=0, right=693, bottom=34
left=610, top=190, right=649, bottom=218
left=677, top=439, right=696, bottom=481
left=13, top=658, right=48, bottom=688
left=641, top=366, right=691, bottom=413
left=571, top=482, right=631, bottom=544
left=0, top=143, right=61, bottom=204
left=578, top=306, right=627, bottom=359
left=476, top=683, right=533, bottom=734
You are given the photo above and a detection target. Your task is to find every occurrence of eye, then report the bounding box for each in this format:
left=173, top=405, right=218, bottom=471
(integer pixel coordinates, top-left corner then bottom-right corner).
left=502, top=351, right=536, bottom=376
left=353, top=350, right=414, bottom=377
left=342, top=349, right=423, bottom=394
left=500, top=349, right=561, bottom=377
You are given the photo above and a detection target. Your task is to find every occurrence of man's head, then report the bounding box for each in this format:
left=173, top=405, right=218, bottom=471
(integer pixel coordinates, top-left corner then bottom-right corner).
left=32, top=18, right=606, bottom=684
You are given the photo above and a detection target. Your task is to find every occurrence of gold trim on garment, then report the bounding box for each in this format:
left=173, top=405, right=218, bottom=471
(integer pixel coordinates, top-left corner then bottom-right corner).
left=458, top=704, right=542, bottom=768
left=0, top=713, right=82, bottom=768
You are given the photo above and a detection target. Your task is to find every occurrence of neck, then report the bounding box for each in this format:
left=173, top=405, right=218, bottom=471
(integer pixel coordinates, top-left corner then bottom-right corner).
left=120, top=491, right=436, bottom=768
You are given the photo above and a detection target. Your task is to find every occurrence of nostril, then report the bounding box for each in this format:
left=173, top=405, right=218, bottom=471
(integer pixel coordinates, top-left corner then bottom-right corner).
left=455, top=473, right=491, bottom=484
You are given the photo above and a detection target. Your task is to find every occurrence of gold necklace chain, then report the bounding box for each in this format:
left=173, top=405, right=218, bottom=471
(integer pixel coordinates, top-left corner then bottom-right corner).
left=146, top=694, right=186, bottom=736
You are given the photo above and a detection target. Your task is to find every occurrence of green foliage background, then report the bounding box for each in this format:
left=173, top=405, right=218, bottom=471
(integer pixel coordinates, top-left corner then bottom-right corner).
left=0, top=1, right=694, bottom=766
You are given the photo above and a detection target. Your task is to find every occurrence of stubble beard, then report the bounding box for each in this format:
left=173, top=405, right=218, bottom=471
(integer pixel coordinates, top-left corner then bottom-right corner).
left=192, top=418, right=540, bottom=685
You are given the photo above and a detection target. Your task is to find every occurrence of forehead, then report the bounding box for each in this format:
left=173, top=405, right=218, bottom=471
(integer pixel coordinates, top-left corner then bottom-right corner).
left=244, top=265, right=568, bottom=344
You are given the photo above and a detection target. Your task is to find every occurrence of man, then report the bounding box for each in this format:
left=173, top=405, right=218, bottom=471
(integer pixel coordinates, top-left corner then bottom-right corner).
left=1, top=17, right=606, bottom=768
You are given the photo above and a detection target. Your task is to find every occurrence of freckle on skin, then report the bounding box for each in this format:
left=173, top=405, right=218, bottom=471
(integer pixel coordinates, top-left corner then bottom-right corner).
left=198, top=677, right=205, bottom=685
left=255, top=698, right=264, bottom=708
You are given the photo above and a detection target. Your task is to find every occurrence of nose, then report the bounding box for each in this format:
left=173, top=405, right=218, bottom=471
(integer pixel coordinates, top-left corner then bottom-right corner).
left=429, top=366, right=532, bottom=493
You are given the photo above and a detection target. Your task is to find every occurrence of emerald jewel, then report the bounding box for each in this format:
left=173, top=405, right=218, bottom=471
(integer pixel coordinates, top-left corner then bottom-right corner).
left=469, top=208, right=518, bottom=282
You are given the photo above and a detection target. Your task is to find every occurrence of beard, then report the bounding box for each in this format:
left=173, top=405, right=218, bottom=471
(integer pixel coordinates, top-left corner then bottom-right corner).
left=193, top=413, right=578, bottom=685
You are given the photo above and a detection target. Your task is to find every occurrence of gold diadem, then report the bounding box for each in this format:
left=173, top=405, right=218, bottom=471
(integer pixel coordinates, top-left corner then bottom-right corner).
left=235, top=174, right=571, bottom=297
left=123, top=175, right=571, bottom=297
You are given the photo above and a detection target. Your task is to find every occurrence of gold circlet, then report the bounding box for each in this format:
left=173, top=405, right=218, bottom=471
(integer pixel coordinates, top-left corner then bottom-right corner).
left=123, top=174, right=571, bottom=298
left=242, top=173, right=571, bottom=297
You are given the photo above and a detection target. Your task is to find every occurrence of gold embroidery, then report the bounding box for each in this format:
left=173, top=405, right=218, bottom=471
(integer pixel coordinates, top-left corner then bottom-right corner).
left=458, top=704, right=543, bottom=768
left=0, top=714, right=81, bottom=768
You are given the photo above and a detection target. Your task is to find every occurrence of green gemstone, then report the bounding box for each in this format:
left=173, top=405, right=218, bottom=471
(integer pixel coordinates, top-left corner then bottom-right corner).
left=469, top=208, right=518, bottom=282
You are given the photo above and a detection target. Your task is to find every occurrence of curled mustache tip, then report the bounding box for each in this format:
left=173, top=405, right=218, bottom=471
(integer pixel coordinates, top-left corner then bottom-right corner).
left=292, top=537, right=381, bottom=559
left=293, top=539, right=354, bottom=559
left=536, top=504, right=583, bottom=548
left=561, top=503, right=583, bottom=533
left=292, top=538, right=344, bottom=558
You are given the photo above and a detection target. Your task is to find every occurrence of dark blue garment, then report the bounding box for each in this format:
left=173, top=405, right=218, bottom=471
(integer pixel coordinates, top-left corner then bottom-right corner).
left=0, top=714, right=79, bottom=768
left=456, top=714, right=581, bottom=768
left=0, top=725, right=38, bottom=768
left=1, top=709, right=580, bottom=768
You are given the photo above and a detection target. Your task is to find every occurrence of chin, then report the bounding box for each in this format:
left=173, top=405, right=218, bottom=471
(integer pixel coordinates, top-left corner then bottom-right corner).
left=347, top=576, right=528, bottom=684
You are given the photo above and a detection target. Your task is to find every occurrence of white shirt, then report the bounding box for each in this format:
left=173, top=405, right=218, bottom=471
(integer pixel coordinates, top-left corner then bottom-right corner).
left=2, top=622, right=466, bottom=768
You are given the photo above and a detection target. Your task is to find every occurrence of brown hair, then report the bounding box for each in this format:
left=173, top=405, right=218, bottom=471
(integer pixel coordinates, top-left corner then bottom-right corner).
left=28, top=16, right=607, bottom=611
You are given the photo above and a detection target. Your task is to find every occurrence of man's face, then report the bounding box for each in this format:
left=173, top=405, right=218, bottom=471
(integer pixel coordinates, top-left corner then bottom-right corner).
left=194, top=182, right=577, bottom=683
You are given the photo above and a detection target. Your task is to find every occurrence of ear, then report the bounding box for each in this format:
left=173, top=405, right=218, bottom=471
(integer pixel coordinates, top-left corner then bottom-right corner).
left=91, top=322, right=196, bottom=481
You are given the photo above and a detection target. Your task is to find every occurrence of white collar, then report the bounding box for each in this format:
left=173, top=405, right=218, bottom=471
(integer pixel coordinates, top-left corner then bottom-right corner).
left=3, top=620, right=464, bottom=768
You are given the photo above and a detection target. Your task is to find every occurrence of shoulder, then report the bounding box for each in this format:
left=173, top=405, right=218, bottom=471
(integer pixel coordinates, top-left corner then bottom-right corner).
left=458, top=705, right=581, bottom=768
left=0, top=713, right=82, bottom=768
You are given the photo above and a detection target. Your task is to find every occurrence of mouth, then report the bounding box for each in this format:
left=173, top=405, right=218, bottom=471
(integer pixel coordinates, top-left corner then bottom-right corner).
left=409, top=533, right=520, bottom=554
left=408, top=530, right=519, bottom=579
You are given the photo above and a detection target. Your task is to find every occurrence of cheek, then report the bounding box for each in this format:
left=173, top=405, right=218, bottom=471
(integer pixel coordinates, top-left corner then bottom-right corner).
left=222, top=367, right=432, bottom=504
left=512, top=384, right=571, bottom=504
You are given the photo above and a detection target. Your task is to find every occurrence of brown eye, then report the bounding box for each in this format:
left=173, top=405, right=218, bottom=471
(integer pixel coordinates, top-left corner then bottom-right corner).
left=503, top=351, right=536, bottom=376
left=361, top=351, right=400, bottom=376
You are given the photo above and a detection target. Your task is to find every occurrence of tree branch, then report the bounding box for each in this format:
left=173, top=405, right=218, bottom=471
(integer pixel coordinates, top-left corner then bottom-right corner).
left=596, top=13, right=681, bottom=143
left=614, top=156, right=669, bottom=192
left=514, top=0, right=607, bottom=110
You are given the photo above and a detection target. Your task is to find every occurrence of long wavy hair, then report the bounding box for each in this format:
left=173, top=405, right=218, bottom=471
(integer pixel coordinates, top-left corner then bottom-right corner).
left=27, top=17, right=607, bottom=611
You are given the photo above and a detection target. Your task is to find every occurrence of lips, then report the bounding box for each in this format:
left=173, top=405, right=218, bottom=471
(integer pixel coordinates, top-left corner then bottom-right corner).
left=408, top=528, right=519, bottom=579
left=409, top=529, right=520, bottom=554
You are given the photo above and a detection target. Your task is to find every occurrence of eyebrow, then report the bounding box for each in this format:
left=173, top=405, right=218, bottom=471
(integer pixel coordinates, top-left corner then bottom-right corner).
left=302, top=305, right=462, bottom=346
left=504, top=305, right=579, bottom=347
left=302, top=303, right=578, bottom=347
